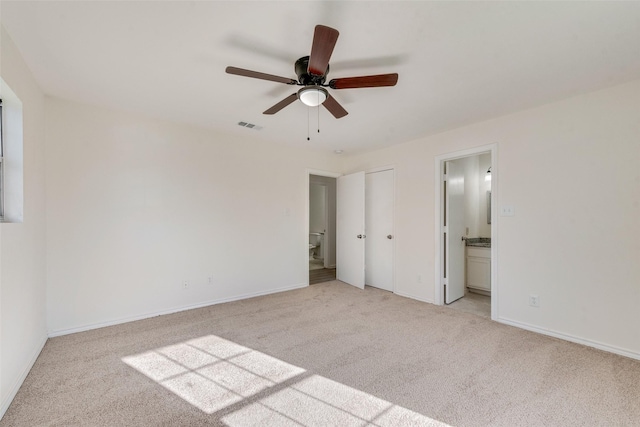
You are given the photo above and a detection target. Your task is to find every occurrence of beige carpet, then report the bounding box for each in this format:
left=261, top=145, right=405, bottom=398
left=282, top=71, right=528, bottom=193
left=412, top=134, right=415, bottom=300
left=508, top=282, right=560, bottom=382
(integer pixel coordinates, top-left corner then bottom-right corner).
left=447, top=292, right=491, bottom=318
left=2, top=281, right=639, bottom=426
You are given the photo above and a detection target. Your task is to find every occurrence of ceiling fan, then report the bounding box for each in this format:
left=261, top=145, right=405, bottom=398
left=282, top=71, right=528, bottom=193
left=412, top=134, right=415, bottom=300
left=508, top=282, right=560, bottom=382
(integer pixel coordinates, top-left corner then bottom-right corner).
left=225, top=25, right=398, bottom=119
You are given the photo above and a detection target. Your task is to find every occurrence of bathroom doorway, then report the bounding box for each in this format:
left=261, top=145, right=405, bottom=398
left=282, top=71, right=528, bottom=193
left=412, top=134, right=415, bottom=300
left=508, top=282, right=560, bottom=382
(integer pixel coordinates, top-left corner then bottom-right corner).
left=309, top=173, right=337, bottom=284
left=435, top=145, right=497, bottom=319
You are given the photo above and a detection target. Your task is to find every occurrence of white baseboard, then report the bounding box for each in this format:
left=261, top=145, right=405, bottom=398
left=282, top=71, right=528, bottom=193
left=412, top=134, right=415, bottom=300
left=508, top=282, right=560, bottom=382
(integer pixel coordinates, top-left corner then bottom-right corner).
left=0, top=334, right=48, bottom=420
left=393, top=290, right=435, bottom=305
left=48, top=283, right=308, bottom=338
left=497, top=317, right=640, bottom=361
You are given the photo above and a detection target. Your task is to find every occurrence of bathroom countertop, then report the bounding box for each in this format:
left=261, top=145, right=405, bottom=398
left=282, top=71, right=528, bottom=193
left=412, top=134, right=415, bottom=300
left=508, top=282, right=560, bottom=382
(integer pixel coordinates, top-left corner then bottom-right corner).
left=467, top=243, right=491, bottom=248
left=465, top=237, right=491, bottom=248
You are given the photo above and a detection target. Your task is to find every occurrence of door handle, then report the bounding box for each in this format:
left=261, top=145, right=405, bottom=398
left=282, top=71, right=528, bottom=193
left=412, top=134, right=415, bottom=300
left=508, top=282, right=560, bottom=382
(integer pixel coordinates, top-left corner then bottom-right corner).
left=357, top=234, right=366, bottom=239
left=387, top=235, right=393, bottom=239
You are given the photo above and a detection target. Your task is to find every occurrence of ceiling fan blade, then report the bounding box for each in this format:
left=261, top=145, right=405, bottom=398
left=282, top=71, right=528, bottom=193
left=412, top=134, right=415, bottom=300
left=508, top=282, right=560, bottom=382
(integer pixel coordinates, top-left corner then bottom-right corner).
left=263, top=93, right=298, bottom=115
left=308, top=25, right=339, bottom=76
left=322, top=94, right=348, bottom=119
left=226, top=66, right=297, bottom=85
left=329, top=73, right=398, bottom=89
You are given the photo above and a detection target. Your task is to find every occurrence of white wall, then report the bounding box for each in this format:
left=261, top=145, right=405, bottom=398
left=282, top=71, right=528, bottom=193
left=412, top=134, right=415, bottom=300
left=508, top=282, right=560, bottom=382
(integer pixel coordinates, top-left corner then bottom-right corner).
left=45, top=98, right=340, bottom=335
left=0, top=27, right=48, bottom=417
left=343, top=79, right=640, bottom=358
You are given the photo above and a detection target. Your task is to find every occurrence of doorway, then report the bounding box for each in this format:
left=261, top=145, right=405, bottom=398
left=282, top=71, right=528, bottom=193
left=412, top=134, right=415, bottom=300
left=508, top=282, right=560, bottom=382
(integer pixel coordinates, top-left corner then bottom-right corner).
left=435, top=145, right=497, bottom=320
left=309, top=173, right=337, bottom=285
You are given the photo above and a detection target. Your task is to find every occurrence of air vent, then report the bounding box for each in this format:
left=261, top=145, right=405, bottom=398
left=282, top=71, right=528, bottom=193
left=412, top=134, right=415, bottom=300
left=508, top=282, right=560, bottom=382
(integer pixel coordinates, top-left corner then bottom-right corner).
left=237, top=121, right=263, bottom=131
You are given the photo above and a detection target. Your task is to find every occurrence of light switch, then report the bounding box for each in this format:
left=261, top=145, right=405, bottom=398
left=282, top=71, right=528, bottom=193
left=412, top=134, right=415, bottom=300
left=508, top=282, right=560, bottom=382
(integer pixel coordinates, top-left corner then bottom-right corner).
left=500, top=205, right=515, bottom=216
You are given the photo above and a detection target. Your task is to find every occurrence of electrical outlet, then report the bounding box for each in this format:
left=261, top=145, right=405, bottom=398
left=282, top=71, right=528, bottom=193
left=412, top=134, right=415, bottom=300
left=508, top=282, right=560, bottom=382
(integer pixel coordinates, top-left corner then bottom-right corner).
left=182, top=280, right=189, bottom=290
left=529, top=294, right=539, bottom=307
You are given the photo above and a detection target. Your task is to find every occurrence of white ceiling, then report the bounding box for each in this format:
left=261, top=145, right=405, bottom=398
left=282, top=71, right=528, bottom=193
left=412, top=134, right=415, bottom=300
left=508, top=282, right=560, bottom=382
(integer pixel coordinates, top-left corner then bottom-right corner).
left=2, top=1, right=639, bottom=155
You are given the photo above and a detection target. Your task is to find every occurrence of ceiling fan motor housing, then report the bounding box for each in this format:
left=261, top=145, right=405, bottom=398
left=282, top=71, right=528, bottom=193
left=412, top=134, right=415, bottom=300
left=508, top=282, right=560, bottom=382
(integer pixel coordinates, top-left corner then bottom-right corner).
left=295, top=56, right=329, bottom=85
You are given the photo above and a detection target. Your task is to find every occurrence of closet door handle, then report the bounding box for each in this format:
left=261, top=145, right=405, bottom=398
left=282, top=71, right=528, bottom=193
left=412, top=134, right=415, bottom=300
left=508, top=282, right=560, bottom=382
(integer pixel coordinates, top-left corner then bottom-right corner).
left=357, top=234, right=366, bottom=239
left=387, top=235, right=393, bottom=239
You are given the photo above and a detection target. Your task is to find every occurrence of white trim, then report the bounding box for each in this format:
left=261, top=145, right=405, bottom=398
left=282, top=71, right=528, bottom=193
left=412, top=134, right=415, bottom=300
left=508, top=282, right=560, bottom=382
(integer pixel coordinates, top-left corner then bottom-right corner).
left=392, top=290, right=435, bottom=305
left=434, top=143, right=498, bottom=320
left=497, top=317, right=640, bottom=361
left=48, top=283, right=307, bottom=338
left=0, top=334, right=47, bottom=419
left=365, top=164, right=395, bottom=174
left=434, top=159, right=443, bottom=306
left=307, top=168, right=341, bottom=178
left=489, top=147, right=498, bottom=320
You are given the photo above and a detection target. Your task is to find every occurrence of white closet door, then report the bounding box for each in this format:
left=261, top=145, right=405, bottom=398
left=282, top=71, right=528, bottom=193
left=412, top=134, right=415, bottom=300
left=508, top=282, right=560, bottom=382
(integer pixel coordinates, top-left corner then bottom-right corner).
left=365, top=169, right=394, bottom=291
left=336, top=171, right=365, bottom=289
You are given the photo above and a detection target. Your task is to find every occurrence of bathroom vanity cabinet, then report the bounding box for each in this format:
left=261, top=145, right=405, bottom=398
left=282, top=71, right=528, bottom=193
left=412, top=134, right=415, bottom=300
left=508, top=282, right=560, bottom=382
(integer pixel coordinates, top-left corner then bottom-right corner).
left=466, top=247, right=491, bottom=294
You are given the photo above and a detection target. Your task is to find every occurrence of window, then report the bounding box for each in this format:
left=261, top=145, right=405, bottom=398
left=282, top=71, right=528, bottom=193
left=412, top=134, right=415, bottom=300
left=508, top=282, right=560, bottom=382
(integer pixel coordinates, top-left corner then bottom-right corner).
left=0, top=98, right=3, bottom=219
left=0, top=78, right=24, bottom=223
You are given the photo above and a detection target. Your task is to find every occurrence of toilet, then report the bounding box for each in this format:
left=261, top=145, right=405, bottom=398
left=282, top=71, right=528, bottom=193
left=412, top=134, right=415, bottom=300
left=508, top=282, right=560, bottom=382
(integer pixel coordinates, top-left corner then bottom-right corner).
left=309, top=233, right=323, bottom=260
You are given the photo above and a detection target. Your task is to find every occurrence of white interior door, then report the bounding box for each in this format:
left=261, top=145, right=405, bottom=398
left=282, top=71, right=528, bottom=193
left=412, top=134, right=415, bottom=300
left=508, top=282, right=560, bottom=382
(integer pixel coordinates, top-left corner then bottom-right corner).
left=365, top=170, right=394, bottom=291
left=445, top=160, right=465, bottom=303
left=337, top=171, right=365, bottom=289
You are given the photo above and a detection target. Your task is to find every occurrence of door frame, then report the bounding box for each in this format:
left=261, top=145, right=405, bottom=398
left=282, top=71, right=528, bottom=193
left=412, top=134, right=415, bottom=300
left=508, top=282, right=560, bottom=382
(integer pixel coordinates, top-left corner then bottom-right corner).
left=306, top=169, right=341, bottom=286
left=434, top=144, right=498, bottom=320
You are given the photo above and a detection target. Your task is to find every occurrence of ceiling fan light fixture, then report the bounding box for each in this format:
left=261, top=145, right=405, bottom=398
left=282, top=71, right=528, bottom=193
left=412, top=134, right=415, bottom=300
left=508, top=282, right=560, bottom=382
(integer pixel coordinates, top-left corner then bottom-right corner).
left=298, top=87, right=328, bottom=107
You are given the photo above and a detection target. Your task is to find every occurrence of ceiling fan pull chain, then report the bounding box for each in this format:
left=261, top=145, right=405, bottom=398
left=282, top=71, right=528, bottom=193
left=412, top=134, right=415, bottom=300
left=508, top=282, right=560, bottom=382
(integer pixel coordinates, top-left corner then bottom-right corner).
left=307, top=106, right=311, bottom=141
left=317, top=103, right=320, bottom=134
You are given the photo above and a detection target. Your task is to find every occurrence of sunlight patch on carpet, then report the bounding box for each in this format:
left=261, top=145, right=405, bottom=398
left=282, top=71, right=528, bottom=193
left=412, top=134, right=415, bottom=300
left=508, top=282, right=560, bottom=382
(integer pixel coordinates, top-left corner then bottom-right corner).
left=222, top=374, right=449, bottom=426
left=123, top=334, right=450, bottom=426
left=122, top=335, right=304, bottom=413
